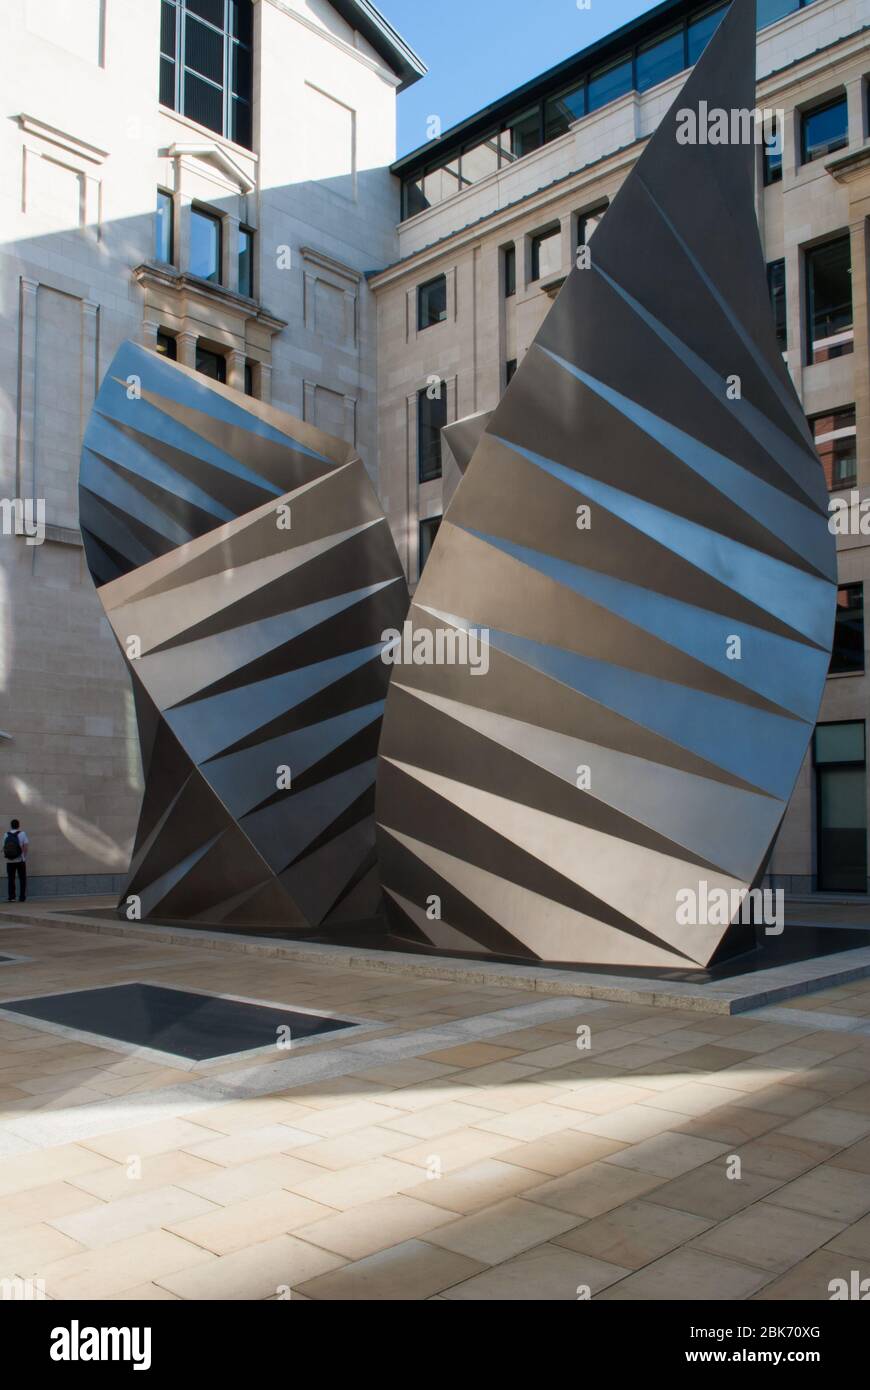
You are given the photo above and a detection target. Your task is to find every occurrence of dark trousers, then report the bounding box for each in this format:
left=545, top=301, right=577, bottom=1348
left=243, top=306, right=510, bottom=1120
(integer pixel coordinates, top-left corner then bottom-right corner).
left=7, top=862, right=25, bottom=901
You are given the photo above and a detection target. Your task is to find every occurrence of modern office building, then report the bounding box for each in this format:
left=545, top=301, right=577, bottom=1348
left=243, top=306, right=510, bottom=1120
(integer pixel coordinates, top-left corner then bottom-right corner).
left=1, top=0, right=869, bottom=902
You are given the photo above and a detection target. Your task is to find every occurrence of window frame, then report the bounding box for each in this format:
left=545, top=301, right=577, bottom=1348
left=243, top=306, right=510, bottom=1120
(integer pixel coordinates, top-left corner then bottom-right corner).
left=805, top=234, right=854, bottom=366
left=530, top=224, right=561, bottom=283
left=830, top=583, right=865, bottom=677
left=417, top=274, right=448, bottom=332
left=800, top=92, right=849, bottom=165
left=155, top=188, right=175, bottom=265
left=159, top=0, right=253, bottom=150
left=417, top=384, right=446, bottom=484
left=418, top=514, right=442, bottom=578
left=238, top=224, right=254, bottom=299
left=190, top=204, right=224, bottom=285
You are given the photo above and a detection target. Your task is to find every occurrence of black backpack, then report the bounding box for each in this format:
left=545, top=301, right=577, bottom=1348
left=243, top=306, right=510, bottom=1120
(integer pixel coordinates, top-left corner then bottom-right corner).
left=3, top=831, right=20, bottom=860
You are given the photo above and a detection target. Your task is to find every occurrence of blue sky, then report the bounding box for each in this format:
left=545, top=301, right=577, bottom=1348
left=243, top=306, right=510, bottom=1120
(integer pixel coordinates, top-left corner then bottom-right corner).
left=382, top=0, right=660, bottom=157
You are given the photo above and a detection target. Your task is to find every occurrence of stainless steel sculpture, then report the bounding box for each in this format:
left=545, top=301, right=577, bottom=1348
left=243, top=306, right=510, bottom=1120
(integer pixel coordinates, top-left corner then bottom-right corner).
left=81, top=342, right=408, bottom=928
left=375, top=0, right=837, bottom=968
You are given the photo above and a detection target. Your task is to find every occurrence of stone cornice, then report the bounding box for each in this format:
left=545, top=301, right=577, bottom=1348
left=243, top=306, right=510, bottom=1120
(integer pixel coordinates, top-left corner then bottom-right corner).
left=132, top=263, right=287, bottom=334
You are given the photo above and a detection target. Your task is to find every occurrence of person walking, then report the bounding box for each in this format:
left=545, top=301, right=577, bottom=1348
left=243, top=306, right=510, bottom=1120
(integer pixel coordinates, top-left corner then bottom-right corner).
left=4, top=819, right=28, bottom=903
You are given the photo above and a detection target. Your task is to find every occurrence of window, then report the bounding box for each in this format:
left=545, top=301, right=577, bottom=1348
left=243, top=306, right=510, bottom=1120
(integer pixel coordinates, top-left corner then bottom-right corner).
left=156, top=331, right=177, bottom=360
left=503, top=245, right=516, bottom=298
left=499, top=108, right=542, bottom=164
left=813, top=406, right=857, bottom=491
left=758, top=0, right=811, bottom=28
left=801, top=95, right=848, bottom=164
left=190, top=206, right=222, bottom=283
left=244, top=360, right=254, bottom=396
left=155, top=189, right=174, bottom=264
left=763, top=118, right=783, bottom=185
left=636, top=29, right=684, bottom=93
left=417, top=275, right=447, bottom=330
left=418, top=385, right=446, bottom=483
left=418, top=515, right=442, bottom=575
left=196, top=344, right=226, bottom=382
left=545, top=83, right=586, bottom=142
left=238, top=225, right=254, bottom=298
left=531, top=225, right=561, bottom=282
left=814, top=721, right=867, bottom=892
left=767, top=260, right=787, bottom=353
left=459, top=133, right=499, bottom=186
left=831, top=584, right=864, bottom=675
left=688, top=5, right=727, bottom=65
left=505, top=359, right=518, bottom=385
left=806, top=236, right=853, bottom=364
left=579, top=203, right=607, bottom=248
left=404, top=174, right=428, bottom=219
left=588, top=57, right=632, bottom=113
left=160, top=0, right=253, bottom=149
left=424, top=161, right=461, bottom=206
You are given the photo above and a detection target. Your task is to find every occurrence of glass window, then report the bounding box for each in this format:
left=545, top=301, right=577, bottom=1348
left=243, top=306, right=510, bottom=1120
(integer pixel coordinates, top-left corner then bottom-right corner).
left=763, top=117, right=783, bottom=185
left=196, top=344, right=226, bottom=382
left=801, top=95, right=848, bottom=163
left=504, top=245, right=516, bottom=298
left=767, top=260, right=787, bottom=353
left=758, top=0, right=800, bottom=29
left=418, top=275, right=447, bottom=331
left=813, top=406, right=857, bottom=491
left=814, top=720, right=867, bottom=892
left=579, top=204, right=607, bottom=247
left=155, top=189, right=173, bottom=264
left=404, top=175, right=428, bottom=218
left=190, top=206, right=222, bottom=283
left=499, top=107, right=542, bottom=164
left=545, top=83, right=586, bottom=142
left=244, top=361, right=254, bottom=397
left=160, top=0, right=253, bottom=151
left=418, top=515, right=442, bottom=576
left=830, top=584, right=864, bottom=675
left=806, top=236, right=853, bottom=364
left=688, top=4, right=727, bottom=65
left=531, top=226, right=561, bottom=282
left=636, top=29, right=685, bottom=93
left=424, top=161, right=461, bottom=206
left=238, top=226, right=253, bottom=298
left=588, top=57, right=632, bottom=113
left=156, top=331, right=177, bottom=360
left=418, top=385, right=446, bottom=483
left=505, top=358, right=518, bottom=385
left=460, top=133, right=500, bottom=186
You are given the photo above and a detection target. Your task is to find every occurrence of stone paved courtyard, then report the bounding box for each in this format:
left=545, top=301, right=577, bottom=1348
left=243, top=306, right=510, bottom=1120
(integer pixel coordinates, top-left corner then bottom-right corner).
left=1, top=910, right=870, bottom=1301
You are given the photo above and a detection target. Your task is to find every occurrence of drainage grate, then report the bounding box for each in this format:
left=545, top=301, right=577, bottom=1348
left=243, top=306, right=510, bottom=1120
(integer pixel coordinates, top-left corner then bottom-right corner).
left=1, top=983, right=356, bottom=1061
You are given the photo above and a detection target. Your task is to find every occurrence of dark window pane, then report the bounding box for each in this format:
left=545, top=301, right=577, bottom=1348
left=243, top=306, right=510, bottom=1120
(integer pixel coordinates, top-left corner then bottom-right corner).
left=831, top=585, right=864, bottom=675
left=816, top=721, right=866, bottom=764
left=802, top=96, right=848, bottom=163
left=231, top=39, right=252, bottom=100
left=636, top=29, right=684, bottom=93
left=460, top=134, right=499, bottom=186
left=588, top=57, right=632, bottom=113
left=238, top=226, right=253, bottom=297
left=417, top=275, right=447, bottom=330
left=231, top=97, right=251, bottom=148
left=196, top=345, right=226, bottom=382
left=418, top=515, right=442, bottom=574
left=763, top=118, right=783, bottom=184
left=190, top=207, right=222, bottom=282
left=813, top=405, right=857, bottom=490
left=185, top=15, right=223, bottom=82
left=244, top=361, right=254, bottom=396
left=229, top=0, right=253, bottom=44
left=688, top=4, right=727, bottom=65
left=404, top=176, right=428, bottom=218
left=505, top=358, right=517, bottom=384
left=418, top=386, right=446, bottom=482
left=500, top=107, right=542, bottom=163
left=160, top=1, right=176, bottom=57
left=184, top=69, right=223, bottom=133
left=504, top=245, right=516, bottom=298
left=579, top=203, right=607, bottom=246
left=155, top=189, right=173, bottom=264
left=767, top=259, right=786, bottom=352
left=156, top=331, right=177, bottom=360
left=160, top=56, right=176, bottom=110
left=545, top=84, right=586, bottom=142
left=187, top=0, right=224, bottom=26
left=531, top=226, right=561, bottom=282
left=806, top=236, right=853, bottom=363
left=758, top=0, right=800, bottom=29
left=817, top=762, right=867, bottom=891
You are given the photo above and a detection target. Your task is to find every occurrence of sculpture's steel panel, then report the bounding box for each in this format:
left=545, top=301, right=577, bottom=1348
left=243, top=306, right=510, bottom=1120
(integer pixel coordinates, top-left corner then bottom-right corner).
left=375, top=0, right=837, bottom=968
left=81, top=342, right=408, bottom=928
